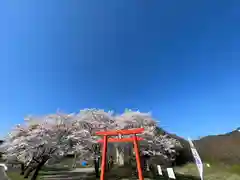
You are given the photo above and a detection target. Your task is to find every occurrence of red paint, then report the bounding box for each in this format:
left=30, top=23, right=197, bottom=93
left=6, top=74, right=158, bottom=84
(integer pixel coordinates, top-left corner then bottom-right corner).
left=100, top=135, right=108, bottom=180
left=133, top=134, right=144, bottom=180
left=96, top=128, right=144, bottom=180
left=98, top=137, right=144, bottom=143
left=96, top=128, right=144, bottom=136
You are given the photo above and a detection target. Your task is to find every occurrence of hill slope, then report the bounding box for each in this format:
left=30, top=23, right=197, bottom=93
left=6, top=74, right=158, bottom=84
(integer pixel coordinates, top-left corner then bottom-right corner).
left=193, top=129, right=240, bottom=165
left=160, top=127, right=240, bottom=165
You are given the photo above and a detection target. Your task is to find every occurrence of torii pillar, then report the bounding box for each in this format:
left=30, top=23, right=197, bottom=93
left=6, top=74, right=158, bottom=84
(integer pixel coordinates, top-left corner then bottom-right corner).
left=96, top=128, right=145, bottom=180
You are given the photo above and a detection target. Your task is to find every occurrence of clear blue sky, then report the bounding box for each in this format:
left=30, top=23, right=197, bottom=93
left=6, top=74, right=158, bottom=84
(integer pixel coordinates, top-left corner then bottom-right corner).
left=0, top=1, right=239, bottom=139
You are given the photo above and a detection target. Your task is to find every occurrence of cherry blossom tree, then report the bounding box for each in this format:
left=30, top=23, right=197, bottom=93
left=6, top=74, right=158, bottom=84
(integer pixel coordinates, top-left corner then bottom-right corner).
left=1, top=108, right=182, bottom=179
left=69, top=108, right=116, bottom=174
left=1, top=109, right=117, bottom=180
left=114, top=110, right=182, bottom=166
left=1, top=112, right=103, bottom=180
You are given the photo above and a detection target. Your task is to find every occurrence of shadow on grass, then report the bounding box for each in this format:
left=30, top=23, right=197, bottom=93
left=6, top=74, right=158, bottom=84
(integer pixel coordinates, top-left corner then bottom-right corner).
left=102, top=165, right=201, bottom=180
left=41, top=166, right=72, bottom=172
left=175, top=174, right=201, bottom=180
left=38, top=165, right=201, bottom=180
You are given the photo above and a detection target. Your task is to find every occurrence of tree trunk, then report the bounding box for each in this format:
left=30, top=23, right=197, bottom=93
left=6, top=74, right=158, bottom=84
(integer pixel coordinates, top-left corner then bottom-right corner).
left=146, top=159, right=150, bottom=171
left=23, top=161, right=37, bottom=178
left=116, top=146, right=124, bottom=166
left=20, top=163, right=25, bottom=175
left=24, top=164, right=37, bottom=179
left=72, top=152, right=77, bottom=169
left=116, top=134, right=124, bottom=166
left=128, top=144, right=132, bottom=164
left=94, top=158, right=100, bottom=178
left=30, top=159, right=47, bottom=180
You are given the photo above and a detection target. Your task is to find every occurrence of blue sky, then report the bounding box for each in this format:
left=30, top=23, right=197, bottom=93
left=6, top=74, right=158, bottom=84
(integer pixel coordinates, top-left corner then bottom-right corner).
left=0, top=1, right=239, bottom=139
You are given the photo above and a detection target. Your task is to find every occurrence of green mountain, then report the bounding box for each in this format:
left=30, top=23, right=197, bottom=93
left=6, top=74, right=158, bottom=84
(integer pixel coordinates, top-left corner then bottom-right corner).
left=157, top=127, right=240, bottom=165
left=193, top=128, right=240, bottom=165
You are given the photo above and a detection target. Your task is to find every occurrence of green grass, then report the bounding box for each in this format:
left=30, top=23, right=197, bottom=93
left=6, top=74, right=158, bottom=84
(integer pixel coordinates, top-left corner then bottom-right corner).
left=6, top=166, right=62, bottom=180
left=6, top=171, right=41, bottom=180
left=228, top=165, right=240, bottom=175
left=7, top=162, right=240, bottom=180
left=6, top=172, right=23, bottom=180
left=5, top=157, right=75, bottom=180
left=174, top=163, right=240, bottom=180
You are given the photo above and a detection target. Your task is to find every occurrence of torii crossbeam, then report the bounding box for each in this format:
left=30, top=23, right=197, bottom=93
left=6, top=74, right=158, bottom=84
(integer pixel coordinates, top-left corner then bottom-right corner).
left=96, top=128, right=144, bottom=180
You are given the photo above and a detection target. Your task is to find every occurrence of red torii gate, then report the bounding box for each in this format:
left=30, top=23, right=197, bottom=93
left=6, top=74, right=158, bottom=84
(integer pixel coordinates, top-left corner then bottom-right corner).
left=96, top=128, right=144, bottom=180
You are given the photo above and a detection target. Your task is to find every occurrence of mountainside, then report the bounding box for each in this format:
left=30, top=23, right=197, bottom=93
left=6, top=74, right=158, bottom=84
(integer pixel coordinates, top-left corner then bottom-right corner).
left=161, top=127, right=240, bottom=165
left=193, top=128, right=240, bottom=165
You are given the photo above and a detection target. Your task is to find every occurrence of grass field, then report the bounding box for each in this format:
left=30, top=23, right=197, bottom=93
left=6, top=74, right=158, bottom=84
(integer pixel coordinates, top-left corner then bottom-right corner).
left=7, top=172, right=28, bottom=180
left=174, top=163, right=240, bottom=180
left=7, top=171, right=46, bottom=180
left=6, top=162, right=240, bottom=180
